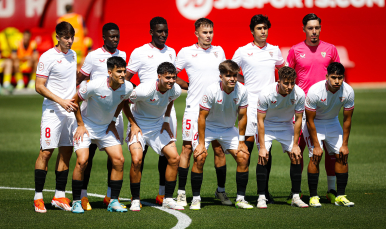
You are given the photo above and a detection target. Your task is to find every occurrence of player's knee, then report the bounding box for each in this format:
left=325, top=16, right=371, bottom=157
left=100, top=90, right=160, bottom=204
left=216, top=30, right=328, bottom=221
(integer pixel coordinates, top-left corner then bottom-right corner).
left=196, top=154, right=207, bottom=169
left=237, top=154, right=249, bottom=167
left=182, top=144, right=193, bottom=157
left=39, top=150, right=53, bottom=162
left=112, top=155, right=125, bottom=167
left=76, top=158, right=88, bottom=171
left=213, top=147, right=225, bottom=158
left=168, top=154, right=180, bottom=166
left=131, top=157, right=142, bottom=169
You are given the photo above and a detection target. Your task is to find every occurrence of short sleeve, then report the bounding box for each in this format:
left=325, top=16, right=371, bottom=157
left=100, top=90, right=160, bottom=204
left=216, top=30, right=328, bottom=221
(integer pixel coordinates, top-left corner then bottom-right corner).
left=169, top=84, right=181, bottom=102
left=199, top=88, right=214, bottom=111
left=36, top=53, right=54, bottom=79
left=232, top=48, right=242, bottom=66
left=123, top=82, right=134, bottom=100
left=239, top=90, right=248, bottom=109
left=331, top=45, right=340, bottom=63
left=219, top=47, right=226, bottom=62
left=286, top=47, right=296, bottom=68
left=343, top=89, right=355, bottom=111
left=128, top=84, right=148, bottom=104
left=295, top=90, right=305, bottom=113
left=275, top=48, right=285, bottom=66
left=257, top=93, right=269, bottom=113
left=80, top=52, right=93, bottom=77
left=120, top=51, right=127, bottom=61
left=126, top=49, right=141, bottom=74
left=305, top=91, right=318, bottom=112
left=175, top=49, right=187, bottom=72
left=78, top=81, right=96, bottom=101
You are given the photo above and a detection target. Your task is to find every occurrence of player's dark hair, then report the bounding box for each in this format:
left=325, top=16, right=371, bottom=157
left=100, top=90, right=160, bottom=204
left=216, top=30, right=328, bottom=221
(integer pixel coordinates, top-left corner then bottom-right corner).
left=65, top=4, right=72, bottom=13
left=107, top=56, right=126, bottom=70
left=150, top=17, right=167, bottom=30
left=302, top=13, right=321, bottom=26
left=103, top=23, right=119, bottom=33
left=327, top=62, right=345, bottom=76
left=195, top=18, right=213, bottom=30
left=250, top=14, right=271, bottom=31
left=278, top=66, right=297, bottom=81
left=157, top=62, right=176, bottom=75
left=56, top=21, right=75, bottom=37
left=23, top=30, right=31, bottom=34
left=219, top=60, right=240, bottom=75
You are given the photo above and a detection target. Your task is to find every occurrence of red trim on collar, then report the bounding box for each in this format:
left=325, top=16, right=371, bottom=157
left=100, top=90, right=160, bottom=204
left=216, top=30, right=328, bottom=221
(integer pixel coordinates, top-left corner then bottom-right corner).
left=101, top=46, right=116, bottom=55
left=54, top=46, right=68, bottom=54
left=156, top=81, right=167, bottom=94
left=220, top=82, right=234, bottom=95
left=325, top=81, right=338, bottom=94
left=251, top=42, right=266, bottom=49
left=107, top=78, right=121, bottom=91
left=149, top=43, right=164, bottom=50
left=276, top=84, right=288, bottom=97
left=195, top=43, right=211, bottom=50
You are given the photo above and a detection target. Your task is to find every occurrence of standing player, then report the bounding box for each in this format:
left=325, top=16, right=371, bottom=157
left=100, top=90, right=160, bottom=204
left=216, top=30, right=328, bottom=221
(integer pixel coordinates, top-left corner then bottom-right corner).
left=125, top=62, right=183, bottom=211
left=33, top=22, right=77, bottom=213
left=126, top=17, right=178, bottom=205
left=175, top=18, right=231, bottom=207
left=71, top=56, right=133, bottom=213
left=192, top=60, right=251, bottom=210
left=304, top=62, right=354, bottom=207
left=76, top=23, right=126, bottom=211
left=287, top=13, right=341, bottom=203
left=232, top=14, right=285, bottom=202
left=255, top=67, right=308, bottom=208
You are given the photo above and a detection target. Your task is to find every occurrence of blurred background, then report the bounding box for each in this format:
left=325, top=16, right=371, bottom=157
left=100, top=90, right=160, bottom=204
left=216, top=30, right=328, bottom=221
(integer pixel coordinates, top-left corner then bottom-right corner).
left=0, top=0, right=385, bottom=95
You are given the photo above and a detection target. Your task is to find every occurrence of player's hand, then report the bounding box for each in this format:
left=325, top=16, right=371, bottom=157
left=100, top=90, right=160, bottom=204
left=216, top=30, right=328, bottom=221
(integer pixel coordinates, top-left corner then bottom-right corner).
left=237, top=141, right=249, bottom=156
left=74, top=125, right=89, bottom=144
left=160, top=121, right=173, bottom=139
left=106, top=121, right=120, bottom=141
left=290, top=144, right=302, bottom=163
left=339, top=145, right=349, bottom=165
left=129, top=123, right=142, bottom=142
left=60, top=99, right=78, bottom=113
left=193, top=143, right=207, bottom=158
left=312, top=146, right=323, bottom=165
left=258, top=147, right=269, bottom=166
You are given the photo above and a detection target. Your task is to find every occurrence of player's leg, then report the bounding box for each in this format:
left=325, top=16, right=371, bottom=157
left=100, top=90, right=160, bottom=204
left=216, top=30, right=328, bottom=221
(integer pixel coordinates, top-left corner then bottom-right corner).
left=212, top=140, right=232, bottom=205
left=34, top=148, right=54, bottom=213
left=189, top=142, right=208, bottom=210
left=177, top=141, right=192, bottom=206
left=13, top=58, right=24, bottom=90
left=71, top=147, right=89, bottom=214
left=81, top=143, right=96, bottom=210
left=325, top=147, right=337, bottom=203
left=1, top=59, right=13, bottom=93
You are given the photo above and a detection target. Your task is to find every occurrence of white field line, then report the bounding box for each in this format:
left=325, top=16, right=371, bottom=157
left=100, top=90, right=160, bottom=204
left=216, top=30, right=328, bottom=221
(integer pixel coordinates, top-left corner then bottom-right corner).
left=0, top=186, right=192, bottom=229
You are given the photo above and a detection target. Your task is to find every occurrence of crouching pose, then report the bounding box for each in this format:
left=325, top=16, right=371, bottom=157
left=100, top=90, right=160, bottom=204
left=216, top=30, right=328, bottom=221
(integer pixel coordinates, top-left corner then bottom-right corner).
left=192, top=60, right=251, bottom=210
left=71, top=56, right=133, bottom=213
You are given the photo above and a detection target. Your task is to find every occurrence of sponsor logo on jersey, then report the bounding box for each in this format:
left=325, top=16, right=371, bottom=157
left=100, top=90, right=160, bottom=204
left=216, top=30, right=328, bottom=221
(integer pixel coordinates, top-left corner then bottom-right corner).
left=130, top=91, right=137, bottom=100
left=214, top=52, right=218, bottom=58
left=38, top=62, right=44, bottom=71
left=101, top=95, right=107, bottom=99
left=192, top=54, right=198, bottom=57
left=271, top=100, right=277, bottom=104
left=321, top=98, right=326, bottom=102
left=99, top=59, right=105, bottom=62
left=148, top=55, right=153, bottom=58
left=150, top=98, right=156, bottom=102
left=248, top=53, right=253, bottom=56
left=202, top=95, right=208, bottom=103
left=233, top=98, right=239, bottom=104
left=300, top=54, right=306, bottom=58
left=169, top=54, right=172, bottom=60
left=217, top=99, right=222, bottom=104
left=321, top=52, right=326, bottom=58
left=57, top=60, right=62, bottom=63
left=45, top=140, right=51, bottom=146
left=339, top=97, right=345, bottom=102
left=269, top=51, right=273, bottom=57
left=291, top=99, right=296, bottom=104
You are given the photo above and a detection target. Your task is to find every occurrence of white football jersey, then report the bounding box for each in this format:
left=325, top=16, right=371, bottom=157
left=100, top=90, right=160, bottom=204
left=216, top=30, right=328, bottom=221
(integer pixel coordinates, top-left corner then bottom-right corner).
left=257, top=83, right=305, bottom=130
left=36, top=47, right=77, bottom=115
left=126, top=43, right=176, bottom=83
left=129, top=80, right=181, bottom=128
left=199, top=82, right=248, bottom=130
left=78, top=77, right=133, bottom=130
left=80, top=47, right=126, bottom=80
left=305, top=80, right=355, bottom=125
left=232, top=42, right=284, bottom=102
left=176, top=44, right=226, bottom=112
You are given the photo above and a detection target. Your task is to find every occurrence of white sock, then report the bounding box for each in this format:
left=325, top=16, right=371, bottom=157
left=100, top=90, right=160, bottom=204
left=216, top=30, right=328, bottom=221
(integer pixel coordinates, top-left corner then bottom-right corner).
left=165, top=197, right=173, bottom=202
left=258, top=194, right=266, bottom=200
left=107, top=187, right=111, bottom=198
left=293, top=194, right=300, bottom=198
left=34, top=192, right=43, bottom=200
left=192, top=195, right=201, bottom=201
left=81, top=189, right=88, bottom=199
left=327, top=176, right=336, bottom=191
left=236, top=195, right=245, bottom=201
left=217, top=186, right=225, bottom=193
left=177, top=189, right=186, bottom=195
left=159, top=185, right=165, bottom=195
left=54, top=190, right=65, bottom=198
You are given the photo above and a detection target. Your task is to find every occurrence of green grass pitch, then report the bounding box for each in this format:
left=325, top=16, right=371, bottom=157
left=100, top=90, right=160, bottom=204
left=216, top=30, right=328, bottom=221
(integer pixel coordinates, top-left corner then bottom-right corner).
left=1, top=89, right=386, bottom=228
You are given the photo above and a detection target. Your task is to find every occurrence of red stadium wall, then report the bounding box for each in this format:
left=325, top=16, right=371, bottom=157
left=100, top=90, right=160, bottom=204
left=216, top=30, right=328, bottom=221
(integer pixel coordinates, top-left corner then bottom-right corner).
left=1, top=0, right=385, bottom=85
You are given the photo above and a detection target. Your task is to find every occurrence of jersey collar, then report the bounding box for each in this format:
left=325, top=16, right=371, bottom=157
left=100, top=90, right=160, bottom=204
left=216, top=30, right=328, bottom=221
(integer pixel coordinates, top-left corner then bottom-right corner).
left=195, top=43, right=211, bottom=50
left=251, top=42, right=266, bottom=49
left=148, top=43, right=166, bottom=51
left=107, top=77, right=122, bottom=91
left=220, top=82, right=234, bottom=95
left=54, top=46, right=68, bottom=54
left=101, top=46, right=117, bottom=55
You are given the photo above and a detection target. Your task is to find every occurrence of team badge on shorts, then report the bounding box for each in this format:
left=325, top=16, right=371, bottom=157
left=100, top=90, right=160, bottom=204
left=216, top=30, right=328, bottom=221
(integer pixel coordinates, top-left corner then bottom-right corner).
left=269, top=52, right=273, bottom=57
left=233, top=98, right=239, bottom=104
left=291, top=99, right=296, bottom=104
left=45, top=140, right=51, bottom=146
left=169, top=54, right=172, bottom=60
left=185, top=131, right=190, bottom=137
left=321, top=52, right=326, bottom=58
left=339, top=97, right=345, bottom=102
left=202, top=95, right=208, bottom=103
left=214, top=52, right=218, bottom=58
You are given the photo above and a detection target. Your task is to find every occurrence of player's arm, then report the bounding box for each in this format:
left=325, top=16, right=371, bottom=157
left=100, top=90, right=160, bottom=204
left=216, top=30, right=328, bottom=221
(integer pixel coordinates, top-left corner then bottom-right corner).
left=237, top=107, right=249, bottom=155
left=76, top=71, right=89, bottom=87
left=194, top=108, right=209, bottom=158
left=305, top=109, right=323, bottom=164
left=176, top=77, right=189, bottom=90
left=125, top=71, right=135, bottom=81
left=340, top=109, right=354, bottom=165
left=237, top=73, right=244, bottom=84
left=106, top=101, right=125, bottom=140
left=72, top=92, right=89, bottom=143
left=123, top=100, right=142, bottom=142
left=290, top=112, right=303, bottom=162
left=35, top=77, right=78, bottom=112
left=161, top=100, right=174, bottom=138
left=257, top=112, right=269, bottom=165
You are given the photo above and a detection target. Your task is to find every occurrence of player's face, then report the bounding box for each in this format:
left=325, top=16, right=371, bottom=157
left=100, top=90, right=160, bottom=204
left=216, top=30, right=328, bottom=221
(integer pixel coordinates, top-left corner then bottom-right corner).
left=109, top=66, right=126, bottom=85
left=195, top=25, right=213, bottom=46
left=303, top=20, right=321, bottom=44
left=23, top=32, right=31, bottom=44
left=150, top=24, right=168, bottom=46
left=103, top=29, right=120, bottom=49
left=278, top=78, right=295, bottom=95
left=326, top=73, right=344, bottom=92
left=158, top=73, right=176, bottom=90
left=251, top=24, right=268, bottom=43
left=220, top=71, right=238, bottom=89
left=56, top=34, right=74, bottom=50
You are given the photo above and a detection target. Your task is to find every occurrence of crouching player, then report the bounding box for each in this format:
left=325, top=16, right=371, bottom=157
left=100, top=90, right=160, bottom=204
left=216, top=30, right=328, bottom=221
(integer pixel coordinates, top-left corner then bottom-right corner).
left=125, top=62, right=183, bottom=211
left=255, top=67, right=308, bottom=208
left=71, top=56, right=133, bottom=213
left=192, top=60, right=251, bottom=210
left=304, top=62, right=354, bottom=207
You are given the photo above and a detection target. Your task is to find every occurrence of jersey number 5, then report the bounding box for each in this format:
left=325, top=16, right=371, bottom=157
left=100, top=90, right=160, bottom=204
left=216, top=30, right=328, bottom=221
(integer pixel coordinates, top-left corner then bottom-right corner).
left=186, top=119, right=191, bottom=130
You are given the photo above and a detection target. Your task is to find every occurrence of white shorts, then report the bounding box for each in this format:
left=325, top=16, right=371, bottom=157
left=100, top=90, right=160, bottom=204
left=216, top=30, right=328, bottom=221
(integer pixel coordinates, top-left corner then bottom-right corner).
left=170, top=106, right=177, bottom=137
left=192, top=126, right=239, bottom=153
left=73, top=125, right=121, bottom=152
left=246, top=104, right=257, bottom=137
left=40, top=109, right=76, bottom=150
left=302, top=121, right=343, bottom=157
left=182, top=110, right=198, bottom=141
left=115, top=112, right=124, bottom=145
left=255, top=127, right=294, bottom=153
left=125, top=125, right=176, bottom=156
